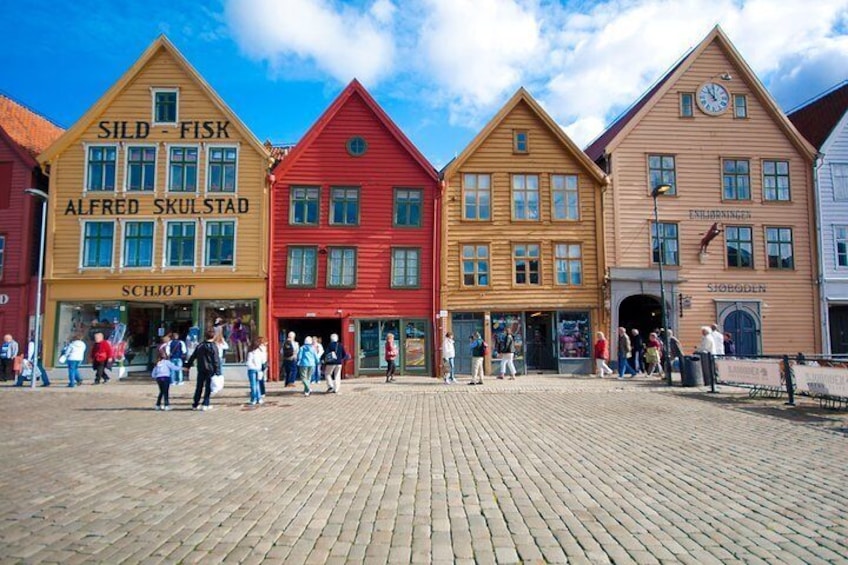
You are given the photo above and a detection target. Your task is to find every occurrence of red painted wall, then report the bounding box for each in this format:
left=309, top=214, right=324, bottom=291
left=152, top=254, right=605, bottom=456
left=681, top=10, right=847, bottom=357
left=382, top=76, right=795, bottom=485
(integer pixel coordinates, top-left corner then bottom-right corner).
left=269, top=90, right=439, bottom=376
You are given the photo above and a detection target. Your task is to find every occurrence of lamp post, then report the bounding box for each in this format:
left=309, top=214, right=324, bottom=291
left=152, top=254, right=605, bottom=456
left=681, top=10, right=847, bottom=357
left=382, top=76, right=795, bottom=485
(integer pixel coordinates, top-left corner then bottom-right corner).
left=651, top=183, right=673, bottom=386
left=25, top=188, right=48, bottom=390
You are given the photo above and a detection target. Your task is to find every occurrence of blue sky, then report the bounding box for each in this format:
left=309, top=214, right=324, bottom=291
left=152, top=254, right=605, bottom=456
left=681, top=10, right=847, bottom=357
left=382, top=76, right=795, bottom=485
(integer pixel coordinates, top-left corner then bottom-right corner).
left=2, top=0, right=847, bottom=168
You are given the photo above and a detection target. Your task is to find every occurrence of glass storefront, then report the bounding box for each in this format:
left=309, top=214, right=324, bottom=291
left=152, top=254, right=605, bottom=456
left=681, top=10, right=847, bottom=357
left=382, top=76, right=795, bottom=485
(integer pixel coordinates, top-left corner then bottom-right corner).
left=358, top=318, right=429, bottom=373
left=491, top=312, right=525, bottom=373
left=55, top=302, right=124, bottom=365
left=556, top=311, right=591, bottom=359
left=199, top=300, right=258, bottom=364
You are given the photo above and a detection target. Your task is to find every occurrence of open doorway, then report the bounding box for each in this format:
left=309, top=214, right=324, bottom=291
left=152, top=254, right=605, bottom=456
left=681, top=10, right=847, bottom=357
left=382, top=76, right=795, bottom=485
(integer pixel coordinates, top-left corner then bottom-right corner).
left=618, top=295, right=663, bottom=340
left=278, top=317, right=343, bottom=357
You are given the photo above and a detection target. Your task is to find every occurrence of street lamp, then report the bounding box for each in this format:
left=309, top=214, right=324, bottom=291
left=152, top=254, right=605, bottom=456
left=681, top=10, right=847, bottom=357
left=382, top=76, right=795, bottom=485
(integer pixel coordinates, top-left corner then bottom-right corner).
left=651, top=183, right=673, bottom=386
left=24, top=188, right=48, bottom=390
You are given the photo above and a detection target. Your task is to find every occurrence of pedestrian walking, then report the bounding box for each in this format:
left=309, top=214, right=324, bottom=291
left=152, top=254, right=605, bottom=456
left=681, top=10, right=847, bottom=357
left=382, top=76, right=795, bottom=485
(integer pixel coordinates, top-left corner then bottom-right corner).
left=594, top=331, right=613, bottom=378
left=17, top=336, right=50, bottom=387
left=645, top=332, right=663, bottom=376
left=667, top=329, right=684, bottom=380
left=630, top=329, right=644, bottom=374
left=384, top=333, right=398, bottom=383
left=469, top=332, right=486, bottom=385
left=616, top=327, right=637, bottom=378
left=323, top=333, right=348, bottom=393
left=297, top=336, right=319, bottom=396
left=246, top=337, right=266, bottom=405
left=90, top=332, right=113, bottom=384
left=696, top=326, right=717, bottom=385
left=311, top=336, right=324, bottom=383
left=151, top=349, right=182, bottom=410
left=498, top=328, right=517, bottom=380
left=64, top=334, right=86, bottom=387
left=0, top=334, right=19, bottom=381
left=168, top=332, right=187, bottom=385
left=711, top=324, right=725, bottom=356
left=442, top=331, right=456, bottom=383
left=281, top=331, right=299, bottom=386
left=186, top=329, right=221, bottom=411
left=257, top=337, right=268, bottom=400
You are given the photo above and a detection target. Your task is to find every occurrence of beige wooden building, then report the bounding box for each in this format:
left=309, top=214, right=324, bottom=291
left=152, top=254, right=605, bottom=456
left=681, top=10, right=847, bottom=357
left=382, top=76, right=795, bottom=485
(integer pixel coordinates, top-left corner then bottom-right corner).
left=441, top=89, right=608, bottom=374
left=38, top=36, right=270, bottom=374
left=585, top=26, right=820, bottom=356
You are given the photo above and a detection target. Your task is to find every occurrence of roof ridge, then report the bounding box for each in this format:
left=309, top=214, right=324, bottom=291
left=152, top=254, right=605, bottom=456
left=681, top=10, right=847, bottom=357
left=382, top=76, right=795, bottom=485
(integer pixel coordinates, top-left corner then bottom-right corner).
left=787, top=79, right=848, bottom=115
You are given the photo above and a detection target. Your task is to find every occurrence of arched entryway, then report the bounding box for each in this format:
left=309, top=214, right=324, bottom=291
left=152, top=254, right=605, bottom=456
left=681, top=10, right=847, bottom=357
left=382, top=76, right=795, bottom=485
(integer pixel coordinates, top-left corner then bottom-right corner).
left=618, top=294, right=663, bottom=340
left=724, top=310, right=759, bottom=355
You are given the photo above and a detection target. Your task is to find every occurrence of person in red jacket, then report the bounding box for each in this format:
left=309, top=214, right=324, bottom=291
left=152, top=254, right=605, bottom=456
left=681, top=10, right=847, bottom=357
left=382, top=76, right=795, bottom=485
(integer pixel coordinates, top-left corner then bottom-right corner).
left=594, top=331, right=613, bottom=378
left=90, top=332, right=114, bottom=384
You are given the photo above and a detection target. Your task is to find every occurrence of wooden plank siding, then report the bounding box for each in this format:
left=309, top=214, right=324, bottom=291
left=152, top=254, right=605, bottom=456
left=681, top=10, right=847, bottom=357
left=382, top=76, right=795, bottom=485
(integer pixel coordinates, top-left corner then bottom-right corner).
left=604, top=40, right=819, bottom=354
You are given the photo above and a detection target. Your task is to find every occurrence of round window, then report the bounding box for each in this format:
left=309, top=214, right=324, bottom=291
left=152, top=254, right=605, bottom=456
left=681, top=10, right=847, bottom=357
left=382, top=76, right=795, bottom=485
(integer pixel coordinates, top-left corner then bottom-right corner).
left=346, top=136, right=367, bottom=157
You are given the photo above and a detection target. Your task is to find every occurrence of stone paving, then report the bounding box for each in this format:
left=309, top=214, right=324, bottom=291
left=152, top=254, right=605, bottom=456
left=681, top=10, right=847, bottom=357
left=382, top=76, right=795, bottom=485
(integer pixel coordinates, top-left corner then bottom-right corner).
left=0, top=373, right=846, bottom=564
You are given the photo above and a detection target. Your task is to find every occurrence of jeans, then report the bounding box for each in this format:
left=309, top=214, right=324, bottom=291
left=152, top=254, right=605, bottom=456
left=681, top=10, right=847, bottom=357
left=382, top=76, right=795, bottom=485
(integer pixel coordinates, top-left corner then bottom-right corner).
left=247, top=369, right=260, bottom=403
left=156, top=377, right=171, bottom=407
left=258, top=376, right=266, bottom=396
left=632, top=351, right=642, bottom=373
left=298, top=365, right=313, bottom=393
left=284, top=359, right=297, bottom=385
left=15, top=360, right=50, bottom=386
left=67, top=360, right=82, bottom=386
left=617, top=353, right=637, bottom=377
left=444, top=357, right=455, bottom=382
left=385, top=359, right=396, bottom=381
left=193, top=372, right=213, bottom=407
left=170, top=358, right=183, bottom=384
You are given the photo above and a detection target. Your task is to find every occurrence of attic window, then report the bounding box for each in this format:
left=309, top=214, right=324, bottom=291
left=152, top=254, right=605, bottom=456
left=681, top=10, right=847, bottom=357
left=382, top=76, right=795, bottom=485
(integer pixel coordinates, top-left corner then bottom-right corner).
left=346, top=136, right=367, bottom=157
left=513, top=130, right=529, bottom=153
left=153, top=88, right=179, bottom=125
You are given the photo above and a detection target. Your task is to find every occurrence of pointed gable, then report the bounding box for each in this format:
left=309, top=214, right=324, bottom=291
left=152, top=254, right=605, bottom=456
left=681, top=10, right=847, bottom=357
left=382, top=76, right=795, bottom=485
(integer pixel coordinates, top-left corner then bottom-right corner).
left=789, top=81, right=848, bottom=151
left=585, top=25, right=816, bottom=162
left=0, top=94, right=63, bottom=166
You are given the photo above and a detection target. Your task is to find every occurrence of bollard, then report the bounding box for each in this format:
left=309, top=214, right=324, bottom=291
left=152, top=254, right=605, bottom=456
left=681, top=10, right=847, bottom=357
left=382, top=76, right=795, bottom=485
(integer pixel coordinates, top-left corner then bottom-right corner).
left=783, top=354, right=795, bottom=406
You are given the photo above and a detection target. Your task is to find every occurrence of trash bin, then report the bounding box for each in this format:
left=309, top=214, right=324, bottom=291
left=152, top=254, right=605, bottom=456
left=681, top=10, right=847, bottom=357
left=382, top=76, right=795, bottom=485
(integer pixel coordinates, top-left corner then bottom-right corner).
left=682, top=355, right=704, bottom=387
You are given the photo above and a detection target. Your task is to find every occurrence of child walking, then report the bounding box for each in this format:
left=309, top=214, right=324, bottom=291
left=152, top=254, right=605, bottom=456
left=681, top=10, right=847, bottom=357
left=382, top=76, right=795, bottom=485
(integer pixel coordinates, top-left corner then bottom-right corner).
left=152, top=350, right=182, bottom=410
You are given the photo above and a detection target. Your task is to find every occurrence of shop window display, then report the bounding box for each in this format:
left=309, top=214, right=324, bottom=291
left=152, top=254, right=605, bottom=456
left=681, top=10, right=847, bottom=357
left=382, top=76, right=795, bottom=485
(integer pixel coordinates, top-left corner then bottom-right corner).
left=557, top=312, right=590, bottom=359
left=199, top=300, right=257, bottom=364
left=359, top=320, right=400, bottom=370
left=55, top=302, right=125, bottom=365
left=491, top=312, right=524, bottom=360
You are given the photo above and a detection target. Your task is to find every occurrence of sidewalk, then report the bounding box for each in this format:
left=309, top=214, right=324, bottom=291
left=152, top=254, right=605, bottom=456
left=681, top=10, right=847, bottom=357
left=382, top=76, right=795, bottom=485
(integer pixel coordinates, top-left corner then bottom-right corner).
left=1, top=374, right=845, bottom=564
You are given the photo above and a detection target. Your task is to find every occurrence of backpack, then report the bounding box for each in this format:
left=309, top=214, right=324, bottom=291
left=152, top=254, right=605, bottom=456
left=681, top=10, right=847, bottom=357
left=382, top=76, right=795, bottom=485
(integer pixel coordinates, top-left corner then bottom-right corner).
left=169, top=339, right=186, bottom=361
left=481, top=341, right=489, bottom=356
left=325, top=342, right=338, bottom=363
left=282, top=340, right=294, bottom=358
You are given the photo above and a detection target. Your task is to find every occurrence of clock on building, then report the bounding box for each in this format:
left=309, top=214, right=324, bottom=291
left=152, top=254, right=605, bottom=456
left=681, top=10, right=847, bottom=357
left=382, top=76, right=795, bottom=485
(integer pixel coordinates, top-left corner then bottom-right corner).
left=696, top=82, right=730, bottom=115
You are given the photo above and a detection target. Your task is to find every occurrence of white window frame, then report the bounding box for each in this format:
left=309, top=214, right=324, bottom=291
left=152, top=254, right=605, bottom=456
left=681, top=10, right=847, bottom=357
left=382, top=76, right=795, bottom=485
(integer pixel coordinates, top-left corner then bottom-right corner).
left=151, top=87, right=180, bottom=126
left=82, top=142, right=119, bottom=194
left=200, top=218, right=238, bottom=272
left=123, top=143, right=159, bottom=193
left=835, top=225, right=848, bottom=269
left=165, top=143, right=201, bottom=194
left=205, top=144, right=239, bottom=194
left=162, top=219, right=199, bottom=271
left=832, top=163, right=848, bottom=201
left=79, top=219, right=116, bottom=272
left=119, top=218, right=157, bottom=271
left=733, top=94, right=748, bottom=119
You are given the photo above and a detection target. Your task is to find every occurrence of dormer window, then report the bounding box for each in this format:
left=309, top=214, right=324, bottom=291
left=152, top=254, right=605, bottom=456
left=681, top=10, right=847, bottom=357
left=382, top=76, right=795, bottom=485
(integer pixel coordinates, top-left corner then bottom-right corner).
left=513, top=130, right=529, bottom=154
left=153, top=88, right=179, bottom=125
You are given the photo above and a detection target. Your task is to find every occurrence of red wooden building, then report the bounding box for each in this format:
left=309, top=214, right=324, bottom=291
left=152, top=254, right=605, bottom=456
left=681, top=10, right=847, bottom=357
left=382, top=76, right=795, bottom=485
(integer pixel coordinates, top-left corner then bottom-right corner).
left=269, top=80, right=440, bottom=378
left=0, top=94, right=63, bottom=344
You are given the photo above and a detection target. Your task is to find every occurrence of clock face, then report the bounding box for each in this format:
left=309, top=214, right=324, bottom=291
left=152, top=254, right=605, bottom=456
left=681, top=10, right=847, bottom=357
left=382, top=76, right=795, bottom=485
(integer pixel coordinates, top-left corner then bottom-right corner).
left=697, top=82, right=730, bottom=115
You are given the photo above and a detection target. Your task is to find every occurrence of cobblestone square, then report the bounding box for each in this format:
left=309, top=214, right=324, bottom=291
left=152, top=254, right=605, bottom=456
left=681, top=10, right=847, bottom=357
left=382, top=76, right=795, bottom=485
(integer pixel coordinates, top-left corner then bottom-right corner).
left=1, top=375, right=846, bottom=564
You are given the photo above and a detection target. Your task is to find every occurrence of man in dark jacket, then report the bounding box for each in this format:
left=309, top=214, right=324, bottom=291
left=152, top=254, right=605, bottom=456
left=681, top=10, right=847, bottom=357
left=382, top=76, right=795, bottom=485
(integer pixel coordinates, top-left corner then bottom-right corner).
left=630, top=329, right=644, bottom=374
left=323, top=333, right=347, bottom=394
left=186, top=329, right=222, bottom=411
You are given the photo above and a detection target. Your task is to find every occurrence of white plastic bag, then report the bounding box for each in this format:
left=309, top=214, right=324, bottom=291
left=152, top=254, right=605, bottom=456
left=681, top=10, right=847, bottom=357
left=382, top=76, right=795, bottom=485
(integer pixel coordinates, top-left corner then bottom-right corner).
left=210, top=374, right=225, bottom=395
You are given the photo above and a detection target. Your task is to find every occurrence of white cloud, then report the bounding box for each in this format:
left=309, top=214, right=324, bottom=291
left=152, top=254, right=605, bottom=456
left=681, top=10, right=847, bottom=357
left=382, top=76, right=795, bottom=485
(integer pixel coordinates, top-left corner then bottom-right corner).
left=224, top=0, right=396, bottom=85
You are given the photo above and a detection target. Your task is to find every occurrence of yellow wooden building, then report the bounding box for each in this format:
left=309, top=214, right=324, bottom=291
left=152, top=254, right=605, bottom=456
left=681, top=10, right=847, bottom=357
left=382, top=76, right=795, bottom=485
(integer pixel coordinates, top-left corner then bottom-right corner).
left=585, top=26, right=820, bottom=356
left=441, top=88, right=608, bottom=375
left=37, top=36, right=270, bottom=373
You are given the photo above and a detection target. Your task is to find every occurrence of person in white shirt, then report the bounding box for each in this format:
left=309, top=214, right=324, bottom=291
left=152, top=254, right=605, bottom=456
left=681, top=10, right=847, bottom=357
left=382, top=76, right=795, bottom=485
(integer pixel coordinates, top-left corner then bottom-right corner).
left=697, top=326, right=717, bottom=385
left=442, top=332, right=456, bottom=383
left=710, top=324, right=725, bottom=356
left=17, top=337, right=50, bottom=387
left=64, top=335, right=87, bottom=387
left=246, top=337, right=267, bottom=405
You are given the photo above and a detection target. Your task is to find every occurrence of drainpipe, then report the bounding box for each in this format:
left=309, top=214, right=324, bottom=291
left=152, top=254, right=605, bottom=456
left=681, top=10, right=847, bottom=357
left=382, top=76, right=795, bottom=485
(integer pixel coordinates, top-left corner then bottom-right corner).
left=433, top=178, right=442, bottom=377
left=813, top=153, right=829, bottom=353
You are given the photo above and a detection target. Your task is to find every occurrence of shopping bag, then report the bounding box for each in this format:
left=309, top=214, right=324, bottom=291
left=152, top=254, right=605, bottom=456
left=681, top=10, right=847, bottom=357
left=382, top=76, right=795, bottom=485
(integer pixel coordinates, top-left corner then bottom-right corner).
left=210, top=374, right=225, bottom=395
left=58, top=354, right=68, bottom=364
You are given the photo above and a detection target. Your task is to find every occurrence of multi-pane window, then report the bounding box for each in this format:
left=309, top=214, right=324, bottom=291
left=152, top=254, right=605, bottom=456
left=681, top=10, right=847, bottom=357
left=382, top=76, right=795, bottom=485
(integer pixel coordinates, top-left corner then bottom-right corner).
left=0, top=235, right=5, bottom=279
left=763, top=160, right=790, bottom=201
left=512, top=174, right=540, bottom=220
left=680, top=93, right=694, bottom=117
left=287, top=246, right=317, bottom=287
left=168, top=147, right=198, bottom=192
left=513, top=244, right=541, bottom=285
left=166, top=221, right=195, bottom=267
left=722, top=159, right=750, bottom=200
left=82, top=222, right=114, bottom=267
left=463, top=173, right=491, bottom=221
left=327, top=247, right=356, bottom=288
left=127, top=146, right=156, bottom=192
left=652, top=222, right=679, bottom=266
left=514, top=130, right=529, bottom=153
left=330, top=187, right=359, bottom=225
left=291, top=187, right=319, bottom=225
left=766, top=227, right=794, bottom=269
left=154, top=90, right=178, bottom=124
left=391, top=248, right=420, bottom=288
left=832, top=164, right=848, bottom=200
left=207, top=147, right=237, bottom=192
left=555, top=243, right=582, bottom=285
left=462, top=244, right=489, bottom=287
left=552, top=174, right=579, bottom=220
left=123, top=221, right=154, bottom=268
left=648, top=155, right=676, bottom=195
left=86, top=146, right=117, bottom=191
left=836, top=226, right=848, bottom=268
left=205, top=221, right=235, bottom=266
left=733, top=94, right=748, bottom=118
left=726, top=226, right=753, bottom=268
left=394, top=189, right=422, bottom=227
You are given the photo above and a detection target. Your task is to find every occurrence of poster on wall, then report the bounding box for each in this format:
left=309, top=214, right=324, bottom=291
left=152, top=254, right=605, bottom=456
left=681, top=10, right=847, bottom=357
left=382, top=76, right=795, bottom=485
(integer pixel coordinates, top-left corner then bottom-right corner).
left=405, top=338, right=425, bottom=367
left=557, top=312, right=590, bottom=359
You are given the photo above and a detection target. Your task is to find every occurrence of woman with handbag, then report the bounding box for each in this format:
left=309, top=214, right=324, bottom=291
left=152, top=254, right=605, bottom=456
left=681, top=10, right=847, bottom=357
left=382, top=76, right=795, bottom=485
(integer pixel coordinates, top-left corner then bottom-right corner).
left=63, top=335, right=87, bottom=387
left=246, top=337, right=266, bottom=406
left=384, top=333, right=399, bottom=383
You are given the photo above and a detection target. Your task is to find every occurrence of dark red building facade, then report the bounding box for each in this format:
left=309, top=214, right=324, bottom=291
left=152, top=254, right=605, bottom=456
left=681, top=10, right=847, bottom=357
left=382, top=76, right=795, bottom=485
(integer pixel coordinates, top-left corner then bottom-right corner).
left=0, top=95, right=62, bottom=344
left=269, top=80, right=440, bottom=378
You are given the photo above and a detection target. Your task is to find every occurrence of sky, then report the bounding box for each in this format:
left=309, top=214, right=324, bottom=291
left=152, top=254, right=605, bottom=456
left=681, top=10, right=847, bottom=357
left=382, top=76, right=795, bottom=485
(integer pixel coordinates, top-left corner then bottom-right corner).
left=2, top=0, right=847, bottom=169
